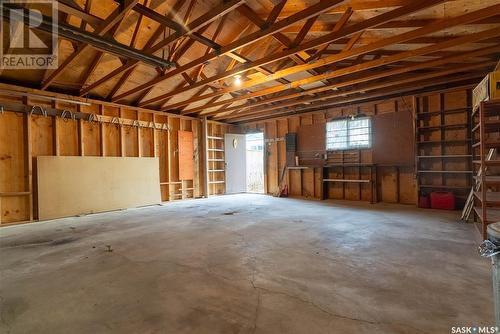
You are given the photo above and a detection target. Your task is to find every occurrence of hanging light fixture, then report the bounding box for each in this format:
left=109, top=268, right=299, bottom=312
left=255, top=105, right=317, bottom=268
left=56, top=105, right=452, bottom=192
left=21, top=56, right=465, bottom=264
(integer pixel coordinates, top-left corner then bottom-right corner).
left=234, top=75, right=242, bottom=86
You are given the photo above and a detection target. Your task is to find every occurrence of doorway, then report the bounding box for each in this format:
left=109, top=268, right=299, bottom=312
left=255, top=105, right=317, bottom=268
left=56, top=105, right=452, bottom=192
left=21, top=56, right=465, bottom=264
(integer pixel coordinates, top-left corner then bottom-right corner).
left=245, top=133, right=264, bottom=193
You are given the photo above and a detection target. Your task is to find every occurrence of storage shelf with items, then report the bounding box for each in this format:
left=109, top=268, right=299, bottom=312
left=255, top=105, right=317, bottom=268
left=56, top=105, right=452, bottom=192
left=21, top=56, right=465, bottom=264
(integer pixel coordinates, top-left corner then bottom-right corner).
left=415, top=90, right=473, bottom=209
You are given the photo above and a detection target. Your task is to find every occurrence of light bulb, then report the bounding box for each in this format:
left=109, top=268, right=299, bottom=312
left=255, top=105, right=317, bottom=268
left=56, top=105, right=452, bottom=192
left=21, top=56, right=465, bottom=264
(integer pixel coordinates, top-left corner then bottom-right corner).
left=234, top=75, right=241, bottom=86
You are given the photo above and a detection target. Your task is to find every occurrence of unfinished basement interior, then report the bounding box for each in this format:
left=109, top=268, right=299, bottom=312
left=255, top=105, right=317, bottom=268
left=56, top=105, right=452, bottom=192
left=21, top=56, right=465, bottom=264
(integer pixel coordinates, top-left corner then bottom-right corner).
left=1, top=0, right=500, bottom=333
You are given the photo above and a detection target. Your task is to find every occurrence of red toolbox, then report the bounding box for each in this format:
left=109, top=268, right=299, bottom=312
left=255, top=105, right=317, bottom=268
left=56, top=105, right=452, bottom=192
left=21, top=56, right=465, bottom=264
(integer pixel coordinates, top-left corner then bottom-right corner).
left=430, top=192, right=456, bottom=210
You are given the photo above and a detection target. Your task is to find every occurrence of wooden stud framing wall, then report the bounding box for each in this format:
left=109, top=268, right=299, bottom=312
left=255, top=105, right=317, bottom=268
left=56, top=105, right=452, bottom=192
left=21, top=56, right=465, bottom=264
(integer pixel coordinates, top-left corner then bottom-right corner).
left=0, top=84, right=477, bottom=226
left=243, top=87, right=474, bottom=206
left=0, top=85, right=235, bottom=225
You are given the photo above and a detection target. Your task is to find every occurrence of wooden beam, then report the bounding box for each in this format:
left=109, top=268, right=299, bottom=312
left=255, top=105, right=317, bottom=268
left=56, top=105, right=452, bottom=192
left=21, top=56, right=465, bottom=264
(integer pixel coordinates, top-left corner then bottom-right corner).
left=231, top=74, right=484, bottom=123
left=111, top=0, right=347, bottom=102
left=79, top=20, right=123, bottom=88
left=307, top=7, right=353, bottom=61
left=280, top=15, right=500, bottom=34
left=142, top=0, right=448, bottom=108
left=210, top=45, right=500, bottom=119
left=165, top=3, right=500, bottom=112
left=189, top=29, right=500, bottom=116
left=79, top=0, right=245, bottom=96
left=133, top=3, right=185, bottom=32
left=42, top=0, right=140, bottom=90
left=104, top=0, right=188, bottom=100
left=57, top=0, right=101, bottom=29
left=258, top=0, right=415, bottom=17
left=220, top=61, right=496, bottom=121
left=266, top=0, right=288, bottom=26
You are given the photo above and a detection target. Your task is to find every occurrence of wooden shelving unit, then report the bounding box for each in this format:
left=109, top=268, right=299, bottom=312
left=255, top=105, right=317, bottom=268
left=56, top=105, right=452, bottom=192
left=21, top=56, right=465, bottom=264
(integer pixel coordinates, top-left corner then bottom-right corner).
left=321, top=151, right=377, bottom=203
left=471, top=99, right=500, bottom=238
left=207, top=134, right=226, bottom=195
left=415, top=92, right=473, bottom=207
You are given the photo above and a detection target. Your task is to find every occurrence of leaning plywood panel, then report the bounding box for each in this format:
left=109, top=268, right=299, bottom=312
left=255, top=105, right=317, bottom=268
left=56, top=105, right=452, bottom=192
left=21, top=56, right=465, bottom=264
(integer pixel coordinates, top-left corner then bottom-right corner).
left=37, top=156, right=161, bottom=220
left=178, top=130, right=194, bottom=180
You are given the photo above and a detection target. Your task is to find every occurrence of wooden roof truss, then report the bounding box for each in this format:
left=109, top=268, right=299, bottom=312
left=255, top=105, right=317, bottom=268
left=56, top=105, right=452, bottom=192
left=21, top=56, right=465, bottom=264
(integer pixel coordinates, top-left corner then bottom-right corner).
left=0, top=0, right=499, bottom=123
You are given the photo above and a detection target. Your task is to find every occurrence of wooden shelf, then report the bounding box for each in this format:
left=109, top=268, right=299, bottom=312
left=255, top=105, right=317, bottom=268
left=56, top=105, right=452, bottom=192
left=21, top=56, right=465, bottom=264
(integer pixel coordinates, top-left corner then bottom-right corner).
left=417, top=155, right=471, bottom=159
left=418, top=139, right=471, bottom=145
left=473, top=160, right=500, bottom=166
left=325, top=163, right=375, bottom=167
left=0, top=191, right=31, bottom=197
left=483, top=119, right=500, bottom=131
left=478, top=100, right=500, bottom=116
left=473, top=206, right=500, bottom=223
left=417, top=170, right=473, bottom=174
left=323, top=179, right=371, bottom=183
left=416, top=107, right=470, bottom=118
left=287, top=166, right=310, bottom=170
left=419, top=184, right=470, bottom=190
left=483, top=140, right=500, bottom=148
left=474, top=192, right=500, bottom=206
left=415, top=93, right=473, bottom=213
left=478, top=176, right=500, bottom=185
left=418, top=123, right=468, bottom=131
left=470, top=99, right=499, bottom=238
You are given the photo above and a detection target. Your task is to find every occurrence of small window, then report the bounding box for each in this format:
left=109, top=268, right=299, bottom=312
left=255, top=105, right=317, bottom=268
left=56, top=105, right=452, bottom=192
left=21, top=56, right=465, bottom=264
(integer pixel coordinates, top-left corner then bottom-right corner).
left=326, top=117, right=372, bottom=151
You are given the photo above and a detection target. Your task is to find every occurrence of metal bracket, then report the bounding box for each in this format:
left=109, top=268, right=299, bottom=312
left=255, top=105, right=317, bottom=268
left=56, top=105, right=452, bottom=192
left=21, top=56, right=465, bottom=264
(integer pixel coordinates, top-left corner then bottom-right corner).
left=111, top=117, right=121, bottom=127
left=87, top=113, right=97, bottom=125
left=30, top=105, right=47, bottom=117
left=61, top=110, right=75, bottom=121
left=479, top=240, right=500, bottom=258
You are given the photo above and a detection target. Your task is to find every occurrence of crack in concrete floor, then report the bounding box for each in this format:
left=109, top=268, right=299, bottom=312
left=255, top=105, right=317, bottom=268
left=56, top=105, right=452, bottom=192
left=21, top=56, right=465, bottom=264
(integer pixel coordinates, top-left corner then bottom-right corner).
left=0, top=194, right=492, bottom=334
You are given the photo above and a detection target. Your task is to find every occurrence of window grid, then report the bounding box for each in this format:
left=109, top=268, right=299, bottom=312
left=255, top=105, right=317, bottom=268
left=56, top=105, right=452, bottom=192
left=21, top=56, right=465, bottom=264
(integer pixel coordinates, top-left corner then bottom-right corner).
left=326, top=117, right=372, bottom=151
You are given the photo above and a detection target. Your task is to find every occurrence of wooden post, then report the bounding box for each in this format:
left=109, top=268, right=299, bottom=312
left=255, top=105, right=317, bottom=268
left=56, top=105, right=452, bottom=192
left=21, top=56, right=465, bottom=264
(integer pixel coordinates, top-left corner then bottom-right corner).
left=52, top=101, right=60, bottom=156
left=119, top=107, right=125, bottom=157
left=201, top=117, right=209, bottom=197
left=77, top=105, right=84, bottom=156
left=23, top=97, right=33, bottom=221
left=137, top=112, right=142, bottom=157
left=413, top=96, right=419, bottom=205
left=479, top=101, right=487, bottom=238
left=99, top=105, right=105, bottom=156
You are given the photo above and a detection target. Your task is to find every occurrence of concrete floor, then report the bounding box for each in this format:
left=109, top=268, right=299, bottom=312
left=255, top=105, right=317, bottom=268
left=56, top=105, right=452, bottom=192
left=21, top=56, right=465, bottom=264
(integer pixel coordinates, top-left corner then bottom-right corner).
left=0, top=194, right=494, bottom=333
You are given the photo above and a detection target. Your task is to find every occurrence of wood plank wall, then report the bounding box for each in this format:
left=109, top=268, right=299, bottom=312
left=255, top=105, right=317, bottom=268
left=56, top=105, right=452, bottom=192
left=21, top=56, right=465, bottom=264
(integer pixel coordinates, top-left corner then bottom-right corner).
left=0, top=87, right=235, bottom=225
left=242, top=88, right=473, bottom=205
left=0, top=85, right=473, bottom=225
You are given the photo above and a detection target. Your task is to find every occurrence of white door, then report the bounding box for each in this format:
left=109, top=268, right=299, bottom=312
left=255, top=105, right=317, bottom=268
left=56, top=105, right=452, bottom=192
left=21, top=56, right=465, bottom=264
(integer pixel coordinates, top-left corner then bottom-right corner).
left=225, top=134, right=246, bottom=194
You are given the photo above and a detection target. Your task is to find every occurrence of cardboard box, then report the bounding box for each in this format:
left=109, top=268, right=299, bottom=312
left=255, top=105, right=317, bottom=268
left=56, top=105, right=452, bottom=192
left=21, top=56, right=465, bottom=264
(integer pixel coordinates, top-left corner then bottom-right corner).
left=473, top=71, right=500, bottom=111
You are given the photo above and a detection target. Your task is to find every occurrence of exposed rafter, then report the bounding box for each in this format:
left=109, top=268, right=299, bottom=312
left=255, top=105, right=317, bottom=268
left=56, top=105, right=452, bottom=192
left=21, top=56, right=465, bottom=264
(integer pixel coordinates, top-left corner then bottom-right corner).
left=167, top=2, right=500, bottom=113
left=111, top=0, right=348, bottom=102
left=78, top=0, right=245, bottom=96
left=0, top=0, right=498, bottom=124
left=140, top=0, right=450, bottom=108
